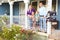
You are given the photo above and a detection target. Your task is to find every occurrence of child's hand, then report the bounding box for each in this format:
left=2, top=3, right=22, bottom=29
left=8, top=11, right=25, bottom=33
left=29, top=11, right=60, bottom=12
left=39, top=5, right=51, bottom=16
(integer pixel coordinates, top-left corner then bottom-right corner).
left=36, top=11, right=39, bottom=13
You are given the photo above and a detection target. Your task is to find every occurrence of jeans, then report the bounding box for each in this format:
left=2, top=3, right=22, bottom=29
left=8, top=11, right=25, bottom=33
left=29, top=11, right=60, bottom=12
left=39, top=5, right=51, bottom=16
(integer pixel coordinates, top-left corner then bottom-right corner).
left=39, top=17, right=47, bottom=32
left=27, top=17, right=33, bottom=28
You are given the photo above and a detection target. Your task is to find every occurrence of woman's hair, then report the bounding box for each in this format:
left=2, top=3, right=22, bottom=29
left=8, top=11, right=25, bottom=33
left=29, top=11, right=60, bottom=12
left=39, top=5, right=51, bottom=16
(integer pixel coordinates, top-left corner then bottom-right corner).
left=28, top=4, right=32, bottom=6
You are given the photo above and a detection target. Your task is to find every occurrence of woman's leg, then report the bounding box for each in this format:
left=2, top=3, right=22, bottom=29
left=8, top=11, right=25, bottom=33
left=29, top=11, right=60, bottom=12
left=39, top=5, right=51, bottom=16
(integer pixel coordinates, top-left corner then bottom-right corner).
left=27, top=17, right=33, bottom=28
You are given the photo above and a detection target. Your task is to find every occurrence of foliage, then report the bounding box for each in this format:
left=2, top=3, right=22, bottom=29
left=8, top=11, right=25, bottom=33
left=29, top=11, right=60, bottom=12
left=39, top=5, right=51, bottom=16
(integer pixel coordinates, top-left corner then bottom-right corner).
left=0, top=24, right=34, bottom=40
left=0, top=15, right=8, bottom=32
left=0, top=15, right=8, bottom=28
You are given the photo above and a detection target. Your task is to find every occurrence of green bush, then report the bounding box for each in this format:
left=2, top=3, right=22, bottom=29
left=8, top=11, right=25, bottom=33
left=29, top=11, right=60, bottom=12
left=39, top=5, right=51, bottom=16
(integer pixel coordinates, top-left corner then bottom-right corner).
left=0, top=24, right=34, bottom=40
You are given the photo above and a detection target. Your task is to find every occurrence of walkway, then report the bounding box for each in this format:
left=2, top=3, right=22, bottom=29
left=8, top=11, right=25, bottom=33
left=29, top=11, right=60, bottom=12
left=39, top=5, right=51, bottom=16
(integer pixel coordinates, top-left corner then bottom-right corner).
left=49, top=30, right=60, bottom=40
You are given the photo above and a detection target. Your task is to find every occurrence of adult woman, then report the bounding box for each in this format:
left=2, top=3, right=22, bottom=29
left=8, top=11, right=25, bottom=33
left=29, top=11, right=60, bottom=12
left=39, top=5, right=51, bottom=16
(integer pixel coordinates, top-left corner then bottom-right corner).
left=27, top=4, right=35, bottom=29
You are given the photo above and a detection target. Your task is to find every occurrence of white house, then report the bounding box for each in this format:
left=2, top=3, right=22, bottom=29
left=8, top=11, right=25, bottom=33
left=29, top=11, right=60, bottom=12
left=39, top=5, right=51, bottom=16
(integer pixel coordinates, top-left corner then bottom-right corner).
left=0, top=0, right=59, bottom=34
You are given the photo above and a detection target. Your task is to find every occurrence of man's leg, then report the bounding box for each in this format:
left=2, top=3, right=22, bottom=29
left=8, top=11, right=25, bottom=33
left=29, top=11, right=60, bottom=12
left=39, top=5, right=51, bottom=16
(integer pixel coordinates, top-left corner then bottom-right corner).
left=43, top=18, right=47, bottom=32
left=39, top=18, right=43, bottom=31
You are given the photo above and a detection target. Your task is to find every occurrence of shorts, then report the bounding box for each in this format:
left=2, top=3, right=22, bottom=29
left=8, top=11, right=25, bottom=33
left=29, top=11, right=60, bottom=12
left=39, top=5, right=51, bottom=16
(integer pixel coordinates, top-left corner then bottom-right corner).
left=36, top=21, right=39, bottom=26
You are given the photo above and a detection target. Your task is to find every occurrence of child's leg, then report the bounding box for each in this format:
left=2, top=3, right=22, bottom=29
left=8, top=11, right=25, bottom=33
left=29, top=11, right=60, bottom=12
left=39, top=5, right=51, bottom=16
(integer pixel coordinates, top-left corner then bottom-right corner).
left=32, top=18, right=36, bottom=30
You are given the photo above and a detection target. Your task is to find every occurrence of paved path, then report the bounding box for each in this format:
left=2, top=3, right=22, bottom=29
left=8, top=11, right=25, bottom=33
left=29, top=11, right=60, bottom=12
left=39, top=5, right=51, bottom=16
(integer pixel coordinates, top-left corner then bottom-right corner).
left=49, top=30, right=60, bottom=40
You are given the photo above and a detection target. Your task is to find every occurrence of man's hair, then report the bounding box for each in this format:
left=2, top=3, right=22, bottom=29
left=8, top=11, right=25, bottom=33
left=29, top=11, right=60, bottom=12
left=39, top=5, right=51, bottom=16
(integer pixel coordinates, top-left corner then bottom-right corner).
left=28, top=4, right=32, bottom=6
left=39, top=1, right=46, bottom=5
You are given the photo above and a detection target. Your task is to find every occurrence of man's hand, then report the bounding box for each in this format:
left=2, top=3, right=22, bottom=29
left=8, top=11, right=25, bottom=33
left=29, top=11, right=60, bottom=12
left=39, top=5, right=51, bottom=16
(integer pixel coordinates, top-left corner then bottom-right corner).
left=44, top=16, right=47, bottom=18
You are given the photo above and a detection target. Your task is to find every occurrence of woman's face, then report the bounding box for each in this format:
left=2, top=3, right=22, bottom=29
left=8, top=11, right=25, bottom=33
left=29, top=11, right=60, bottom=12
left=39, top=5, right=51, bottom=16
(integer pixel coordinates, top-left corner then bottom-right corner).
left=29, top=5, right=32, bottom=9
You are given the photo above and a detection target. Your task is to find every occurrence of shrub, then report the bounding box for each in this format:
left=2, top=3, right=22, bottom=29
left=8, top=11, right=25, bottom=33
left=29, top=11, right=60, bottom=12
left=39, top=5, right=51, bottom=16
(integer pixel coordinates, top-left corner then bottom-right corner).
left=0, top=24, right=34, bottom=40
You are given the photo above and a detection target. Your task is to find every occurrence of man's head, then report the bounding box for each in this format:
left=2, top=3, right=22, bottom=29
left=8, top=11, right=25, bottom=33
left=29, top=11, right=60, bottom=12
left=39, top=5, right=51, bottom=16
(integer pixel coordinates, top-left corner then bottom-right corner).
left=39, top=1, right=46, bottom=7
left=28, top=4, right=32, bottom=9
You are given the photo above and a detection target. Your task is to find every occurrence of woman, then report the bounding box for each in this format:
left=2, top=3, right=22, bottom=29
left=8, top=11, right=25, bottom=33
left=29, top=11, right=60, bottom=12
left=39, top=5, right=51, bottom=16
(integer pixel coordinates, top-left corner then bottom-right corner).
left=27, top=4, right=35, bottom=29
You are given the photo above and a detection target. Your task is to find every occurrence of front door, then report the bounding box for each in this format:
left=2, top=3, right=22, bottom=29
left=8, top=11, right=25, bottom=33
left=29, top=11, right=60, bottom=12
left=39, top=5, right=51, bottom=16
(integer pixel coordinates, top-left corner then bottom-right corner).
left=19, top=2, right=25, bottom=26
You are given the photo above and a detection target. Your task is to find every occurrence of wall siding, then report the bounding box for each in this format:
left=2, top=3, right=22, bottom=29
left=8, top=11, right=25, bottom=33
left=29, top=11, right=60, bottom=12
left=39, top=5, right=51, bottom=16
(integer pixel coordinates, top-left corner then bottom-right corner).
left=57, top=0, right=60, bottom=29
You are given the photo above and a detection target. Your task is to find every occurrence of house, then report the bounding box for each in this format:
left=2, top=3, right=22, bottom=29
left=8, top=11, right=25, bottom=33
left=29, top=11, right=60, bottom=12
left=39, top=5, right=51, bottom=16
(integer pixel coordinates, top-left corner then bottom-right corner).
left=0, top=0, right=30, bottom=28
left=0, top=0, right=60, bottom=34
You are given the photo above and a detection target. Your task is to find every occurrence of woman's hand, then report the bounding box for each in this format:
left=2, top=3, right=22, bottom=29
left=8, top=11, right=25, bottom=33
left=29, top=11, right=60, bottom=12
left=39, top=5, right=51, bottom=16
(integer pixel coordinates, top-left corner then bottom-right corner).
left=28, top=15, right=32, bottom=18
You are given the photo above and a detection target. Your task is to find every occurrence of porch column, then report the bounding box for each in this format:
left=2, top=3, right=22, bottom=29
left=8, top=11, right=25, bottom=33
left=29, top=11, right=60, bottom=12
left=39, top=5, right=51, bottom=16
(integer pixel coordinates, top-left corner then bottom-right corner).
left=47, top=0, right=52, bottom=35
left=47, top=0, right=52, bottom=11
left=0, top=0, right=2, bottom=5
left=24, top=0, right=30, bottom=29
left=9, top=2, right=14, bottom=27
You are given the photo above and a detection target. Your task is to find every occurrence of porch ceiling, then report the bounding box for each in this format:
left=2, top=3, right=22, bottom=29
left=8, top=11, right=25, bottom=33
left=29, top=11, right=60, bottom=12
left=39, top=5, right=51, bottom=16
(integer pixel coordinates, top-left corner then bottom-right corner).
left=0, top=0, right=23, bottom=3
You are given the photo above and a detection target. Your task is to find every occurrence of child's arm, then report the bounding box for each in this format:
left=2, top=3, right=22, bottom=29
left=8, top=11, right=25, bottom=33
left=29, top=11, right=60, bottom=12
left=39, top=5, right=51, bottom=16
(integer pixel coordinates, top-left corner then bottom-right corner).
left=38, top=14, right=40, bottom=19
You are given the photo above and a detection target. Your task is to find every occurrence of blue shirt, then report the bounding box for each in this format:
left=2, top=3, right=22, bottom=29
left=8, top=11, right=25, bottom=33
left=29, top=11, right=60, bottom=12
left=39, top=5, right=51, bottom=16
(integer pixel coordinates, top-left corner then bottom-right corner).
left=38, top=6, right=47, bottom=17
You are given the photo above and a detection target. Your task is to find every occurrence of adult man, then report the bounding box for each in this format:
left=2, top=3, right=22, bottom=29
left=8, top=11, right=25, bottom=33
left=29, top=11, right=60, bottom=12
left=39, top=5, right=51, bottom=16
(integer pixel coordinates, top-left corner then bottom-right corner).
left=38, top=1, right=47, bottom=32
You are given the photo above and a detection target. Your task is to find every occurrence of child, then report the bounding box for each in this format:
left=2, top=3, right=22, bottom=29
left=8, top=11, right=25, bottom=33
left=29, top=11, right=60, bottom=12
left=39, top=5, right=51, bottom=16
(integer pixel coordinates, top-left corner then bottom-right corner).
left=34, top=11, right=40, bottom=26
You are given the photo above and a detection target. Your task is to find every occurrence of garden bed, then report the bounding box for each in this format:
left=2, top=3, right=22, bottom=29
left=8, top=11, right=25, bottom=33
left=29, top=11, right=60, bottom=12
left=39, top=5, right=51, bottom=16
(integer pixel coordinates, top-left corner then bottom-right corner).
left=0, top=24, right=48, bottom=40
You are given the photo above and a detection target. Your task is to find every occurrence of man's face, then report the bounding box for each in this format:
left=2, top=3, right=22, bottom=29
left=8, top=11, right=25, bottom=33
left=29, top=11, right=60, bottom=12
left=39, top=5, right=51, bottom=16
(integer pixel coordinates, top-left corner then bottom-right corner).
left=29, top=5, right=32, bottom=9
left=39, top=3, right=43, bottom=7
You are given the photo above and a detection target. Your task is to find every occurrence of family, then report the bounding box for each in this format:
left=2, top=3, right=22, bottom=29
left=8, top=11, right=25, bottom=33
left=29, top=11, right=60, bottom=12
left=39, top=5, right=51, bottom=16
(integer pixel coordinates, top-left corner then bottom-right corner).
left=27, top=1, right=47, bottom=33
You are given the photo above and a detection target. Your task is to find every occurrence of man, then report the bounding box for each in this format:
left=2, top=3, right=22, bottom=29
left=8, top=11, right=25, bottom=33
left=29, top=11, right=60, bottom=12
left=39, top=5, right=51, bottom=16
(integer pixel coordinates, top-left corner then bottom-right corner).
left=38, top=1, right=47, bottom=32
left=27, top=4, right=35, bottom=29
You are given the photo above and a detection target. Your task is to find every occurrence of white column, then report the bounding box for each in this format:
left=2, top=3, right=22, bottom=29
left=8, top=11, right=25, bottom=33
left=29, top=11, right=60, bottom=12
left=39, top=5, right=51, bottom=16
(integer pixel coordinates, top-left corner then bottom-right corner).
left=0, top=0, right=2, bottom=5
left=47, top=21, right=52, bottom=35
left=47, top=0, right=52, bottom=11
left=0, top=3, right=2, bottom=5
left=47, top=0, right=52, bottom=35
left=37, top=0, right=39, bottom=10
left=56, top=0, right=58, bottom=15
left=9, top=2, right=14, bottom=27
left=24, top=0, right=30, bottom=29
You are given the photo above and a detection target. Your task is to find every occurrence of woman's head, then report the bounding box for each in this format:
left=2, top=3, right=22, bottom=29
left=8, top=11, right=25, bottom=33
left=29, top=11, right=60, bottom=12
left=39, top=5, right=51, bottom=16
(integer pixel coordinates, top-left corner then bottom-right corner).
left=28, top=4, right=32, bottom=9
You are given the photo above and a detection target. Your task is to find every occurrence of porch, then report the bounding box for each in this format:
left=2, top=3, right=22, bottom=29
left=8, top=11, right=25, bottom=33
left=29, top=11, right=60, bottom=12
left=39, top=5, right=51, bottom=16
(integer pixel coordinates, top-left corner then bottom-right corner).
left=0, top=0, right=60, bottom=39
